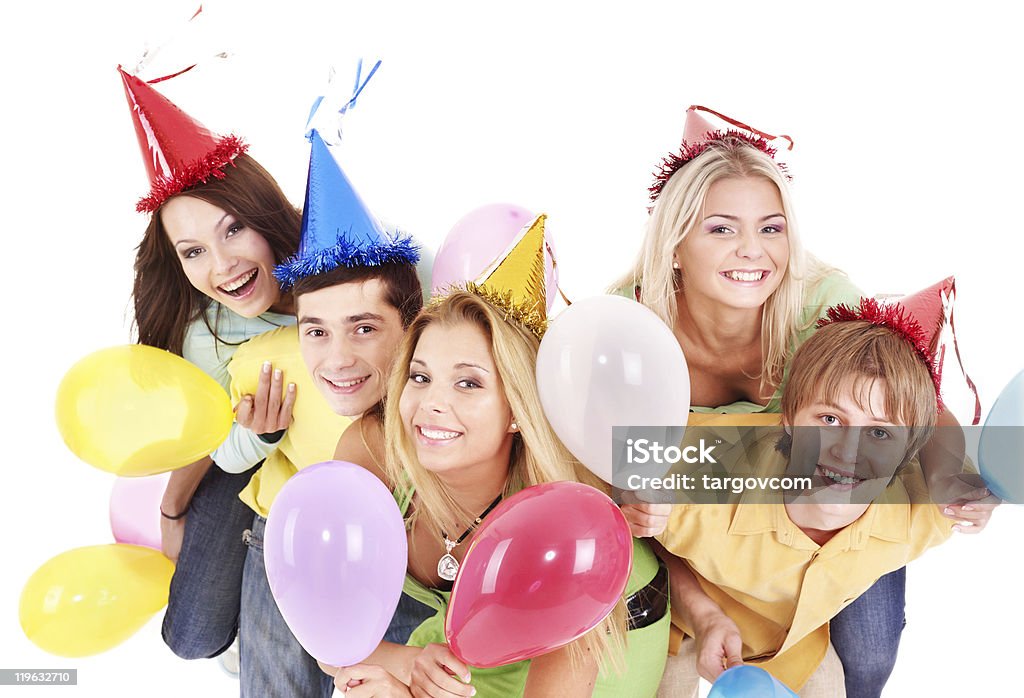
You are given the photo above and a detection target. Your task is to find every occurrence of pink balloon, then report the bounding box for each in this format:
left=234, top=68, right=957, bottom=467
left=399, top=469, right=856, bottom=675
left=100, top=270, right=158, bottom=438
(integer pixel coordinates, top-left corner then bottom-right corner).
left=108, top=472, right=170, bottom=551
left=431, top=204, right=560, bottom=311
left=446, top=481, right=632, bottom=668
left=263, top=461, right=407, bottom=666
left=535, top=295, right=691, bottom=484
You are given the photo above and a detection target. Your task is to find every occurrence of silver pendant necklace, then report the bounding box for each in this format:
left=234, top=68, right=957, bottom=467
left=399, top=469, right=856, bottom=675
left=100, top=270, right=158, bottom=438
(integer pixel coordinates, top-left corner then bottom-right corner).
left=437, top=493, right=503, bottom=582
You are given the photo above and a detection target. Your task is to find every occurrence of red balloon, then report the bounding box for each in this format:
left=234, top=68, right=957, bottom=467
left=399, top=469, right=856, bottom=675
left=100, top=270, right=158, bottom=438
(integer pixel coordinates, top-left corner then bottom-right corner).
left=445, top=481, right=632, bottom=667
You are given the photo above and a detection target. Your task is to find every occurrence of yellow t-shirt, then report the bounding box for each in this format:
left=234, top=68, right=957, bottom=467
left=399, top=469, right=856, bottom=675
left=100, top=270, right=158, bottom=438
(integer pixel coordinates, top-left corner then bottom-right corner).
left=231, top=326, right=351, bottom=518
left=657, top=430, right=953, bottom=692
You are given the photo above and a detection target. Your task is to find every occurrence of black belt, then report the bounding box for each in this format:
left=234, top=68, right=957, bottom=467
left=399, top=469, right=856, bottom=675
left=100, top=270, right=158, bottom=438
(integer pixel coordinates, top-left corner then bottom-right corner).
left=626, top=559, right=669, bottom=631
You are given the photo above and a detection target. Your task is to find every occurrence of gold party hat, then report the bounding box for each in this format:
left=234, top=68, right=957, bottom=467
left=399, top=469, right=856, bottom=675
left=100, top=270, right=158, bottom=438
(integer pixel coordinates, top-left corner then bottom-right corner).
left=439, top=214, right=549, bottom=339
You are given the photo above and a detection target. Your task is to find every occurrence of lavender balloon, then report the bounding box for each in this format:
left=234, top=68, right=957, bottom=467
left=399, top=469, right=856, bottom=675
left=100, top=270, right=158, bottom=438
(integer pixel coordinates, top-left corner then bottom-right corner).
left=264, top=461, right=408, bottom=665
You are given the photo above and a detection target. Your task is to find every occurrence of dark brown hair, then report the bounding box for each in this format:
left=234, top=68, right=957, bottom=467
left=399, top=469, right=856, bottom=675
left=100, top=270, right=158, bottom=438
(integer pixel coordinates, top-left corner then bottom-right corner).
left=132, top=154, right=301, bottom=355
left=291, top=262, right=424, bottom=329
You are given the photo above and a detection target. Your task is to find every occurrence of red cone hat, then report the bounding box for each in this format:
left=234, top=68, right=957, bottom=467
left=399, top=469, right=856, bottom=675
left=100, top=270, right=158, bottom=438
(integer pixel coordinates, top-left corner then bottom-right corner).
left=119, top=66, right=247, bottom=213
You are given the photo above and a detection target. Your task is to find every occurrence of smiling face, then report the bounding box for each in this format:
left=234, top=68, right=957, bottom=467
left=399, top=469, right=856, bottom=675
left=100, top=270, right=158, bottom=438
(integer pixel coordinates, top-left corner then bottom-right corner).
left=785, top=377, right=911, bottom=530
left=398, top=320, right=516, bottom=479
left=674, top=176, right=790, bottom=311
left=161, top=195, right=282, bottom=317
left=297, top=279, right=406, bottom=417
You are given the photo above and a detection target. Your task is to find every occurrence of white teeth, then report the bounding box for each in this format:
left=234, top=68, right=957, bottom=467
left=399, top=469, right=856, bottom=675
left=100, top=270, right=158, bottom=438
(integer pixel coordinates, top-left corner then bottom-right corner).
left=420, top=427, right=460, bottom=440
left=820, top=466, right=859, bottom=485
left=327, top=376, right=368, bottom=389
left=221, top=269, right=257, bottom=292
left=725, top=270, right=764, bottom=282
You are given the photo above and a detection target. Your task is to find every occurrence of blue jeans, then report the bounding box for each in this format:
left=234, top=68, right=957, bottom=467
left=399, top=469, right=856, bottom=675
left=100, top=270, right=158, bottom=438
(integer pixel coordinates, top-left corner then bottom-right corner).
left=162, top=462, right=259, bottom=659
left=829, top=567, right=907, bottom=698
left=239, top=515, right=433, bottom=698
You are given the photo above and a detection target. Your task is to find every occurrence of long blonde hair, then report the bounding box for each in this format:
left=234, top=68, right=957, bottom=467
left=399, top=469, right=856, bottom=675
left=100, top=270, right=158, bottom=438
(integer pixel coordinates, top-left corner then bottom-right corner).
left=612, top=138, right=836, bottom=392
left=384, top=291, right=627, bottom=671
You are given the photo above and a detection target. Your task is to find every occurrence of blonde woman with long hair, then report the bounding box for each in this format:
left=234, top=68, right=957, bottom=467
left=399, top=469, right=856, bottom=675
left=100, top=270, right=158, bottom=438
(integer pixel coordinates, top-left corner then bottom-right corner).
left=613, top=111, right=851, bottom=411
left=326, top=219, right=670, bottom=696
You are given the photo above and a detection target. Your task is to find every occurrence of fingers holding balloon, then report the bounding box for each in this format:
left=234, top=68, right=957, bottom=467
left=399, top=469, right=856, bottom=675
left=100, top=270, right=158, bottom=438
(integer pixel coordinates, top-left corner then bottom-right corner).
left=334, top=664, right=412, bottom=697
left=620, top=502, right=672, bottom=538
left=239, top=361, right=296, bottom=434
left=947, top=497, right=1000, bottom=533
left=409, top=644, right=475, bottom=698
left=693, top=609, right=744, bottom=683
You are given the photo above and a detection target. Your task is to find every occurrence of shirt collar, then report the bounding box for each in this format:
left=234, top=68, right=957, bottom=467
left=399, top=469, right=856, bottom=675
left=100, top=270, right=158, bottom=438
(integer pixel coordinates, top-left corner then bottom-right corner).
left=728, top=476, right=914, bottom=551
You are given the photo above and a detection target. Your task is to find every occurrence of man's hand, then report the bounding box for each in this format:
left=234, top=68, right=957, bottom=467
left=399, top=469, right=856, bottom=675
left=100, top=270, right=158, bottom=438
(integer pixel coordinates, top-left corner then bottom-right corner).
left=235, top=361, right=296, bottom=436
left=691, top=606, right=744, bottom=682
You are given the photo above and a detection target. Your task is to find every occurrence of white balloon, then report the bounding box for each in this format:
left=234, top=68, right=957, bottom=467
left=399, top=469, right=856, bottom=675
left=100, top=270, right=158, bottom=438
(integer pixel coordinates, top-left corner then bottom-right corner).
left=536, top=295, right=690, bottom=484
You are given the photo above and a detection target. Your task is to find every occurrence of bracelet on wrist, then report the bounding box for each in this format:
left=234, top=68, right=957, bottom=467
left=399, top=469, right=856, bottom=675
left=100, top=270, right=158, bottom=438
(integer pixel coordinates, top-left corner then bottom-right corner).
left=160, top=505, right=189, bottom=520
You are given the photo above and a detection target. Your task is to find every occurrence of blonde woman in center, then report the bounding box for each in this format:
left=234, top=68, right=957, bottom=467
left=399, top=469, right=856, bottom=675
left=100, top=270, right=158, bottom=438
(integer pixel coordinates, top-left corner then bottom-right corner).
left=325, top=221, right=670, bottom=697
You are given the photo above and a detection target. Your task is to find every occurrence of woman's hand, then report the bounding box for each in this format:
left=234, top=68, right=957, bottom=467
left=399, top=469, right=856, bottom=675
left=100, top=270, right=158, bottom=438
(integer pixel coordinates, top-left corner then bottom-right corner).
left=331, top=664, right=413, bottom=697
left=691, top=606, right=744, bottom=682
left=235, top=361, right=296, bottom=435
left=620, top=501, right=672, bottom=538
left=935, top=473, right=1001, bottom=533
left=619, top=490, right=673, bottom=537
left=408, top=643, right=476, bottom=697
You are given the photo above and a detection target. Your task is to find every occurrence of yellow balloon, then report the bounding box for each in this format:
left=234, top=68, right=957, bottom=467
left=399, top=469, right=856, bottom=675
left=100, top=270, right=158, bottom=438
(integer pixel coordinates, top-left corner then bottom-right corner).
left=19, top=544, right=175, bottom=657
left=55, top=345, right=233, bottom=476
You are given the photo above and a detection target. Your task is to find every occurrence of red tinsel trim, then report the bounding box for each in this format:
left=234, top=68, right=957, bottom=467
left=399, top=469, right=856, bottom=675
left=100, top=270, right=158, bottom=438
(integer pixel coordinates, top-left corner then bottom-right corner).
left=816, top=298, right=944, bottom=413
left=136, top=136, right=249, bottom=213
left=649, top=130, right=791, bottom=203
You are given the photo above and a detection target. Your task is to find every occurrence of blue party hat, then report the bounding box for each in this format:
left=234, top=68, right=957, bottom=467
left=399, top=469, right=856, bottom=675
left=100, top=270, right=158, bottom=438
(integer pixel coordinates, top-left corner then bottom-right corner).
left=274, top=129, right=419, bottom=288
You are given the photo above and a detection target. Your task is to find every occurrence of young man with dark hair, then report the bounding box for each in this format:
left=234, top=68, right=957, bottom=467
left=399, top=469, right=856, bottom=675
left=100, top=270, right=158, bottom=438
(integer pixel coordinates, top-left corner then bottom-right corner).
left=229, top=131, right=430, bottom=698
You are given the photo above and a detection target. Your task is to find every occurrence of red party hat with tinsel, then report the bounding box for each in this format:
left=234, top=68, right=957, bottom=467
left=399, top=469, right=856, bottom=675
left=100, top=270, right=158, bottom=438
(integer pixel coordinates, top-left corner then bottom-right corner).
left=119, top=65, right=247, bottom=213
left=816, top=297, right=943, bottom=412
left=650, top=105, right=794, bottom=202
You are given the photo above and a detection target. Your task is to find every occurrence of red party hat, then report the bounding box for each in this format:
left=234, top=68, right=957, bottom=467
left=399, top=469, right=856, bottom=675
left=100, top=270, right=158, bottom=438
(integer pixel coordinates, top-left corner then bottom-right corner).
left=119, top=65, right=247, bottom=213
left=815, top=282, right=982, bottom=422
left=650, top=105, right=793, bottom=202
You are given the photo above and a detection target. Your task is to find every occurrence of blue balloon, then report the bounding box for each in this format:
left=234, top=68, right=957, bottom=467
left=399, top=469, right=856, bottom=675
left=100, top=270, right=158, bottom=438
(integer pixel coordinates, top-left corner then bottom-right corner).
left=709, top=666, right=797, bottom=698
left=978, top=369, right=1024, bottom=503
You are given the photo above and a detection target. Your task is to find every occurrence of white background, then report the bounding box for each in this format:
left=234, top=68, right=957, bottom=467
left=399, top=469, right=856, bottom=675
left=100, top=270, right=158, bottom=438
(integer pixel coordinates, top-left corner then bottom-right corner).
left=2, top=1, right=1022, bottom=695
